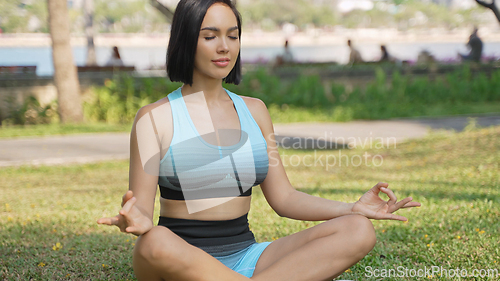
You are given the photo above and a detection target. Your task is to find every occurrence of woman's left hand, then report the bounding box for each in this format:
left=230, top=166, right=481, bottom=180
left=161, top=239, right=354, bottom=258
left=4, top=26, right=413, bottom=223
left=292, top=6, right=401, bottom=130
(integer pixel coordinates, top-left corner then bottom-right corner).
left=351, top=182, right=421, bottom=221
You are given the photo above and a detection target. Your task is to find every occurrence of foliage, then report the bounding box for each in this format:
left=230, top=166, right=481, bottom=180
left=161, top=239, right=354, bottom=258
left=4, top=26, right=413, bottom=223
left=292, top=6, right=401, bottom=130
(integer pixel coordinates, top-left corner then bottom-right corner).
left=239, top=0, right=489, bottom=31
left=342, top=0, right=487, bottom=30
left=342, top=9, right=382, bottom=29
left=2, top=96, right=58, bottom=126
left=1, top=125, right=499, bottom=280
left=0, top=0, right=493, bottom=33
left=0, top=0, right=47, bottom=33
left=0, top=0, right=168, bottom=34
left=3, top=65, right=499, bottom=129
left=329, top=66, right=500, bottom=120
left=83, top=75, right=182, bottom=124
left=240, top=0, right=337, bottom=30
left=24, top=0, right=49, bottom=33
left=94, top=0, right=168, bottom=33
left=79, top=65, right=500, bottom=124
left=0, top=0, right=29, bottom=32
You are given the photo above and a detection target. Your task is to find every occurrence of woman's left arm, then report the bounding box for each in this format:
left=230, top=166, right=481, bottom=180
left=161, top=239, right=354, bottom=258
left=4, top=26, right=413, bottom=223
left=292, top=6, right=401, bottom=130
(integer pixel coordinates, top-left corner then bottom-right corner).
left=248, top=98, right=420, bottom=221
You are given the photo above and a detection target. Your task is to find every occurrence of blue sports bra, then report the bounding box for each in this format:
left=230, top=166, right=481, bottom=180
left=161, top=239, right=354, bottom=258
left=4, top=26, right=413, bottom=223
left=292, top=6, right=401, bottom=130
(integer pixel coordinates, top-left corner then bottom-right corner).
left=158, top=87, right=269, bottom=202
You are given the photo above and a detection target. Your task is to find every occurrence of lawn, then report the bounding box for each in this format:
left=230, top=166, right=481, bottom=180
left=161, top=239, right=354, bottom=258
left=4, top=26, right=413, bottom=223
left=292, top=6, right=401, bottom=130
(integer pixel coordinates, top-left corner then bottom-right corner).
left=0, top=123, right=132, bottom=139
left=0, top=126, right=499, bottom=280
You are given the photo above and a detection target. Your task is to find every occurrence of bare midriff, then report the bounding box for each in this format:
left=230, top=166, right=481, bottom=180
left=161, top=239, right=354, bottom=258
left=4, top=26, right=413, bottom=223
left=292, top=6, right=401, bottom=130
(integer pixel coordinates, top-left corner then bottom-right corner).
left=159, top=196, right=251, bottom=221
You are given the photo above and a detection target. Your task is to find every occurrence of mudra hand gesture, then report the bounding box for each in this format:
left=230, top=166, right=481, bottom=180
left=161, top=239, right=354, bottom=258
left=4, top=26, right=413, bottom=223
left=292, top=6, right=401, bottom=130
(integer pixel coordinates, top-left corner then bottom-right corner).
left=97, top=190, right=153, bottom=236
left=352, top=182, right=421, bottom=221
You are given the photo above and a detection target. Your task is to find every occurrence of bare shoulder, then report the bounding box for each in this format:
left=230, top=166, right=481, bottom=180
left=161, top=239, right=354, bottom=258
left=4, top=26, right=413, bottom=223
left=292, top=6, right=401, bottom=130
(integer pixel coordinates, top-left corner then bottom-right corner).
left=239, top=95, right=273, bottom=131
left=134, top=96, right=171, bottom=122
left=133, top=96, right=173, bottom=141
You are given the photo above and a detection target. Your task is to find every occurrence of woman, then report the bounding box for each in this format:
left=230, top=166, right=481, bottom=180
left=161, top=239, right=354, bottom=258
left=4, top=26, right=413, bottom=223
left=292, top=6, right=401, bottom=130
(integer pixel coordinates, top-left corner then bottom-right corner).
left=106, top=46, right=124, bottom=67
left=97, top=1, right=421, bottom=280
left=379, top=45, right=390, bottom=63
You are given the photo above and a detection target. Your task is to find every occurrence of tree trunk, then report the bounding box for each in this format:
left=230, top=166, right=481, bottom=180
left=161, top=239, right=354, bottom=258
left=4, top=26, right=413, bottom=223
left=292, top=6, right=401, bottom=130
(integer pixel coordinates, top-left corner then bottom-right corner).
left=150, top=0, right=174, bottom=23
left=476, top=0, right=500, bottom=24
left=47, top=0, right=83, bottom=123
left=84, top=0, right=97, bottom=66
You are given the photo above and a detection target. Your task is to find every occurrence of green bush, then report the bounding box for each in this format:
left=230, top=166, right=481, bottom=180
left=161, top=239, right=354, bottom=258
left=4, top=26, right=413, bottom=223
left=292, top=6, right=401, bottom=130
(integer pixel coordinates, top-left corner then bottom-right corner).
left=9, top=66, right=499, bottom=126
left=329, top=66, right=500, bottom=120
left=2, top=96, right=58, bottom=125
left=83, top=75, right=182, bottom=124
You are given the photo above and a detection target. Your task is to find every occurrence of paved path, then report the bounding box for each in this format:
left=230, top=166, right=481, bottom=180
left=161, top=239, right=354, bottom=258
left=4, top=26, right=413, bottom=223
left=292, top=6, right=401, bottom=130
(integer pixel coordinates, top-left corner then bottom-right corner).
left=0, top=133, right=130, bottom=167
left=274, top=115, right=500, bottom=149
left=1, top=115, right=499, bottom=167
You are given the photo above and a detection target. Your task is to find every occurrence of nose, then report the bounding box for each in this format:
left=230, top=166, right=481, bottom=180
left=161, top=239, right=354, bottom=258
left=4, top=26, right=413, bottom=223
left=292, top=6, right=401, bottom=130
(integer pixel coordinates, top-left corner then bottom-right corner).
left=217, top=38, right=229, bottom=53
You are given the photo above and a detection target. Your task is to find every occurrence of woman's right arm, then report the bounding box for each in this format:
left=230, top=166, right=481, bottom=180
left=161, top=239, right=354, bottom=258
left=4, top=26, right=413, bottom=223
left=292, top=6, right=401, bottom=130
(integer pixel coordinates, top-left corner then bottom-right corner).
left=97, top=105, right=161, bottom=236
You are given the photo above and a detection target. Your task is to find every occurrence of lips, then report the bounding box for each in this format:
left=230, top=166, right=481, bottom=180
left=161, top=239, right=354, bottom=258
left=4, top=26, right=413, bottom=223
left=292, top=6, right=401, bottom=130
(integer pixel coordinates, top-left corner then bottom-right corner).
left=212, top=58, right=230, bottom=67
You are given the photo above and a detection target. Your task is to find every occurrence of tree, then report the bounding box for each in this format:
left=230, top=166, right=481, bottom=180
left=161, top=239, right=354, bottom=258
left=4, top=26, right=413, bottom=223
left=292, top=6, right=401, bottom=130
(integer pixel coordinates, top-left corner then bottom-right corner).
left=475, top=0, right=500, bottom=23
left=47, top=0, right=83, bottom=123
left=149, top=0, right=174, bottom=22
left=84, top=0, right=97, bottom=65
left=149, top=0, right=237, bottom=25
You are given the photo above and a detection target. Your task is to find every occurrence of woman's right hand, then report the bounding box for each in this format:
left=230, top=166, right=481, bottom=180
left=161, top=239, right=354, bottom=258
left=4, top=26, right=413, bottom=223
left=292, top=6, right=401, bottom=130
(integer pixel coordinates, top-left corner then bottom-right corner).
left=97, top=190, right=153, bottom=236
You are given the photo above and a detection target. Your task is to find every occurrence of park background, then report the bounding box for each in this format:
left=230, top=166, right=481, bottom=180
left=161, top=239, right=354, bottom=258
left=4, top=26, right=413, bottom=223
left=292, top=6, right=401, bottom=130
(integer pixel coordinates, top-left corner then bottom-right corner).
left=1, top=0, right=500, bottom=280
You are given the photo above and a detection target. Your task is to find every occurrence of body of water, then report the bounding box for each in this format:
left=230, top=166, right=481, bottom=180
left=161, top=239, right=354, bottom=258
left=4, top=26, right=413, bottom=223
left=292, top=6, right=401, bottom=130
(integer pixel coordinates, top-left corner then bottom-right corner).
left=1, top=42, right=499, bottom=76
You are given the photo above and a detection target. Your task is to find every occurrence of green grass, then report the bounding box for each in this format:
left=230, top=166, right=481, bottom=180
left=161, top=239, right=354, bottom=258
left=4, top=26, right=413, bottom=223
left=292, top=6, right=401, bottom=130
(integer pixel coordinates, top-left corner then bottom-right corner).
left=267, top=102, right=500, bottom=123
left=0, top=123, right=132, bottom=139
left=1, top=126, right=499, bottom=280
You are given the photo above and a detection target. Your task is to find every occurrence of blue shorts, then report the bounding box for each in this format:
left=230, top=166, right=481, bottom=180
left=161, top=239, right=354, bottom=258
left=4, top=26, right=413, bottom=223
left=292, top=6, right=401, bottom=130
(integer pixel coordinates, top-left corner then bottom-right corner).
left=214, top=241, right=271, bottom=277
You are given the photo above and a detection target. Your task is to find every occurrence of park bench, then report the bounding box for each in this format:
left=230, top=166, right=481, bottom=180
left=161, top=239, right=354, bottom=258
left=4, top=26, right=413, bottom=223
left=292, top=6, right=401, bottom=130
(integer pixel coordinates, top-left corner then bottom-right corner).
left=0, top=65, right=37, bottom=76
left=77, top=66, right=135, bottom=73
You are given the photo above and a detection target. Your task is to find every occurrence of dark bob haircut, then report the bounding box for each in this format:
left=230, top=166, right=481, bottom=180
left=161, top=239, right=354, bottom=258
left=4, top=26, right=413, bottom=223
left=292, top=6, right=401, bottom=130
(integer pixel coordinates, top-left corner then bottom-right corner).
left=166, top=0, right=242, bottom=86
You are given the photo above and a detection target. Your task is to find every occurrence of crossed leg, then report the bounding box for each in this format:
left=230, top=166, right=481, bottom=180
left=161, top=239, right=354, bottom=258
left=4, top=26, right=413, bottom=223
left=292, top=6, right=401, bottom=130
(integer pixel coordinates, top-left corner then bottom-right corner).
left=133, top=214, right=376, bottom=281
left=252, top=214, right=376, bottom=280
left=133, top=226, right=251, bottom=281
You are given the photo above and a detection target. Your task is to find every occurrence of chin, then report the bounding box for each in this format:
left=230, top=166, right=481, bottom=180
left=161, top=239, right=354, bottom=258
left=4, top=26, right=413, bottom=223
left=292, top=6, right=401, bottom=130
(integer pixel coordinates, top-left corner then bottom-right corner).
left=196, top=67, right=234, bottom=81
left=212, top=71, right=233, bottom=80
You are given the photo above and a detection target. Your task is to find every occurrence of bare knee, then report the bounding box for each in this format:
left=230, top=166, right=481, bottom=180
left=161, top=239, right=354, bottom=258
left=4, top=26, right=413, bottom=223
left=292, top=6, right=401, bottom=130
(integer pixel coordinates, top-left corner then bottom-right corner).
left=133, top=226, right=189, bottom=273
left=342, top=215, right=376, bottom=257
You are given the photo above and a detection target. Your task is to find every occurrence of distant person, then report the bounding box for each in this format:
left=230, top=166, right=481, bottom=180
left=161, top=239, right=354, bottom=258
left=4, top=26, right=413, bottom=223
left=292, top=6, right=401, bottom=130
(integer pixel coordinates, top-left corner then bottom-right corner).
left=378, top=45, right=401, bottom=65
left=106, top=46, right=124, bottom=67
left=379, top=45, right=391, bottom=62
left=459, top=27, right=483, bottom=63
left=416, top=49, right=435, bottom=65
left=282, top=40, right=294, bottom=63
left=348, top=39, right=363, bottom=65
left=274, top=40, right=294, bottom=67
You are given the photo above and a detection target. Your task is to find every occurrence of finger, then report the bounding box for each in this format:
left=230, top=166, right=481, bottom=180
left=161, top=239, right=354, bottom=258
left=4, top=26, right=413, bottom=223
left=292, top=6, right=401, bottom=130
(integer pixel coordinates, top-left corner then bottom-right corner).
left=125, top=226, right=139, bottom=233
left=372, top=182, right=389, bottom=191
left=119, top=196, right=137, bottom=216
left=97, top=216, right=119, bottom=226
left=382, top=213, right=407, bottom=221
left=370, top=182, right=389, bottom=196
left=96, top=217, right=111, bottom=225
left=121, top=190, right=134, bottom=207
left=391, top=197, right=414, bottom=211
left=400, top=201, right=422, bottom=208
left=380, top=186, right=397, bottom=206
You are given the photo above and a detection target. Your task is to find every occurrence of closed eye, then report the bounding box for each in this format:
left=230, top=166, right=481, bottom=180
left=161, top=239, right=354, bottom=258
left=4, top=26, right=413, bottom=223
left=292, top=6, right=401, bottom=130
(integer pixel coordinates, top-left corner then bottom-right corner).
left=229, top=36, right=239, bottom=40
left=205, top=36, right=216, bottom=40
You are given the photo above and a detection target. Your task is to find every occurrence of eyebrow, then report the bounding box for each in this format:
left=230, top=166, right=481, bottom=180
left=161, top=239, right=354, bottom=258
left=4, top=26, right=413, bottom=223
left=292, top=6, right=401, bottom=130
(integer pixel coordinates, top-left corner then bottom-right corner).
left=200, top=26, right=238, bottom=32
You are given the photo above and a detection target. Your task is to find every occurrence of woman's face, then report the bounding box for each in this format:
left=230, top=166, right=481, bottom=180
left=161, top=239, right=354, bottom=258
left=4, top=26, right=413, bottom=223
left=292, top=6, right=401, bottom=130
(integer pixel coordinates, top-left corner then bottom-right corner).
left=193, top=3, right=240, bottom=82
